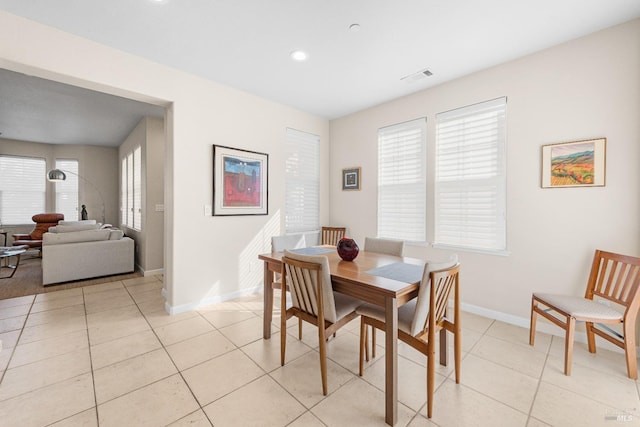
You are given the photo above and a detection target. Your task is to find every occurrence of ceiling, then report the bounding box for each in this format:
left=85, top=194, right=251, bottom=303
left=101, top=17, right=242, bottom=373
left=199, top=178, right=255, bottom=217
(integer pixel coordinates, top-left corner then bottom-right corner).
left=0, top=0, right=639, bottom=146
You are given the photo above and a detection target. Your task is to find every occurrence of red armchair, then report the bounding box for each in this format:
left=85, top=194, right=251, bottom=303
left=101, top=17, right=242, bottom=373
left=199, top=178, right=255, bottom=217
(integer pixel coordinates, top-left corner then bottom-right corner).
left=12, top=213, right=64, bottom=252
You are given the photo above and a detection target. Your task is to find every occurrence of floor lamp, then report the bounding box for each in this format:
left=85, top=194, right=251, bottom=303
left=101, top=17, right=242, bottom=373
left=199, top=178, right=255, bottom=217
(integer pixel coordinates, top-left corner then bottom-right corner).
left=47, top=169, right=106, bottom=224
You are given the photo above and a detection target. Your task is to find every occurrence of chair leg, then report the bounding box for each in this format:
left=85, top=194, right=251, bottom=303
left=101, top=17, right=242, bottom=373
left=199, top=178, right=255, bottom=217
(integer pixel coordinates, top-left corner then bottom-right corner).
left=623, top=321, right=638, bottom=379
left=426, top=344, right=435, bottom=418
left=585, top=321, right=596, bottom=353
left=564, top=317, right=576, bottom=376
left=454, top=328, right=461, bottom=384
left=529, top=299, right=537, bottom=346
left=318, top=327, right=328, bottom=395
left=298, top=318, right=302, bottom=340
left=371, top=326, right=376, bottom=358
left=359, top=318, right=366, bottom=376
left=439, top=328, right=448, bottom=366
left=280, top=290, right=287, bottom=366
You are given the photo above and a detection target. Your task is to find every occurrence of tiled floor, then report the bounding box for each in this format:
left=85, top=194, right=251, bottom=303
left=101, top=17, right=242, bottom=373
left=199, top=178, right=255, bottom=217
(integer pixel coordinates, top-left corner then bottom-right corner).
left=0, top=276, right=638, bottom=426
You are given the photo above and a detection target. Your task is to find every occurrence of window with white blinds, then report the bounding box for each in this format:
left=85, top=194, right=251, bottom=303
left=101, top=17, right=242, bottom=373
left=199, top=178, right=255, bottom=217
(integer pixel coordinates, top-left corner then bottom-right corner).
left=377, top=118, right=427, bottom=242
left=285, top=128, right=319, bottom=234
left=55, top=159, right=79, bottom=221
left=0, top=155, right=46, bottom=225
left=435, top=97, right=507, bottom=253
left=121, top=146, right=142, bottom=230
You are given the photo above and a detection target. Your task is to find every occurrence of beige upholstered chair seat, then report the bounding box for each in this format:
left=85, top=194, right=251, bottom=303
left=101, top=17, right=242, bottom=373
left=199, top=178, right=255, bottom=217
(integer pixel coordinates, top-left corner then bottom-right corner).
left=356, top=300, right=415, bottom=335
left=532, top=293, right=623, bottom=320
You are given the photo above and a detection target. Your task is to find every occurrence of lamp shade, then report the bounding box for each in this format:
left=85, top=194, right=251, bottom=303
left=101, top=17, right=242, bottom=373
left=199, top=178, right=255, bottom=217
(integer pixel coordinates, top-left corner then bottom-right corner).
left=47, top=169, right=67, bottom=181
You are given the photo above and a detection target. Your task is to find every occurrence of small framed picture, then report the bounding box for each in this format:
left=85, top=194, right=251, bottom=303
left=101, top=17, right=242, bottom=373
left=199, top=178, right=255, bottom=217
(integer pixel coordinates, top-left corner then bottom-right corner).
left=541, top=138, right=606, bottom=188
left=342, top=167, right=361, bottom=191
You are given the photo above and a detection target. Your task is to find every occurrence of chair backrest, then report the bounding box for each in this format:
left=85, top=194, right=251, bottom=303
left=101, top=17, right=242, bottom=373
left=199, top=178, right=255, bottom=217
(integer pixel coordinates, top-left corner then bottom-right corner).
left=321, top=227, right=346, bottom=246
left=31, top=213, right=65, bottom=240
left=586, top=249, right=640, bottom=314
left=282, top=250, right=338, bottom=323
left=271, top=234, right=306, bottom=252
left=364, top=237, right=405, bottom=257
left=410, top=255, right=459, bottom=336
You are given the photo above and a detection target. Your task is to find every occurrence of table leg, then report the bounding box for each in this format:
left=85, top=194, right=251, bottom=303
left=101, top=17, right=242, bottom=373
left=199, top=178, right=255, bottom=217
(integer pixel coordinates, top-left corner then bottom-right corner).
left=0, top=253, right=21, bottom=279
left=385, top=296, right=398, bottom=426
left=263, top=261, right=273, bottom=339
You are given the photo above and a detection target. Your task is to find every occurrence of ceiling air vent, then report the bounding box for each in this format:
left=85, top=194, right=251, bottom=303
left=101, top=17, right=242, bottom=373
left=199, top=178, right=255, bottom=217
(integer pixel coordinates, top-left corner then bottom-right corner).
left=401, top=68, right=433, bottom=83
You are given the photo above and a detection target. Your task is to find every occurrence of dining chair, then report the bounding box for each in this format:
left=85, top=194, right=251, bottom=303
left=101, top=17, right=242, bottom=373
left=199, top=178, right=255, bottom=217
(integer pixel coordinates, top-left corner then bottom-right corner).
left=281, top=249, right=361, bottom=395
left=364, top=237, right=405, bottom=257
left=357, top=255, right=460, bottom=418
left=321, top=226, right=346, bottom=246
left=530, top=249, right=640, bottom=379
left=271, top=235, right=306, bottom=338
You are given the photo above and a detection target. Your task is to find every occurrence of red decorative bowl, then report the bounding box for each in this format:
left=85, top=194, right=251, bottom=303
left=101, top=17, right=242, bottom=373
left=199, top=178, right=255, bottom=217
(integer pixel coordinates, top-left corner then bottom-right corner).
left=337, top=237, right=359, bottom=261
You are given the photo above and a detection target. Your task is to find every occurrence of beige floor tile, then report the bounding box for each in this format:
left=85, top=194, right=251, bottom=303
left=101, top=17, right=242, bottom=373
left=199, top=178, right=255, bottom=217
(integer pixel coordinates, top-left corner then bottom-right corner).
left=9, top=329, right=89, bottom=368
left=0, top=303, right=31, bottom=320
left=488, top=320, right=552, bottom=353
left=84, top=287, right=130, bottom=303
left=167, top=409, right=212, bottom=427
left=90, top=329, right=162, bottom=369
left=0, top=295, right=34, bottom=309
left=87, top=306, right=150, bottom=346
left=197, top=300, right=248, bottom=313
left=324, top=330, right=363, bottom=375
left=526, top=417, right=553, bottom=427
left=0, top=314, right=26, bottom=334
left=144, top=308, right=198, bottom=329
left=271, top=350, right=357, bottom=409
left=35, top=288, right=83, bottom=302
left=218, top=316, right=265, bottom=347
left=182, top=349, right=264, bottom=407
left=312, top=377, right=415, bottom=426
left=25, top=303, right=86, bottom=328
left=122, top=275, right=161, bottom=287
left=19, top=315, right=87, bottom=344
left=166, top=330, right=235, bottom=371
left=85, top=304, right=142, bottom=329
left=85, top=293, right=135, bottom=314
left=203, top=375, right=305, bottom=426
left=429, top=380, right=528, bottom=427
left=406, top=413, right=439, bottom=426
left=548, top=335, right=632, bottom=377
left=130, top=287, right=164, bottom=304
left=49, top=408, right=98, bottom=427
left=0, top=347, right=90, bottom=401
left=288, top=412, right=326, bottom=427
left=154, top=315, right=214, bottom=346
left=97, top=374, right=199, bottom=427
left=0, top=373, right=95, bottom=427
left=531, top=381, right=640, bottom=427
left=460, top=311, right=494, bottom=334
left=0, top=329, right=23, bottom=351
left=93, top=348, right=177, bottom=404
left=471, top=334, right=547, bottom=378
left=460, top=354, right=538, bottom=413
left=242, top=330, right=312, bottom=373
left=30, top=294, right=85, bottom=313
left=200, top=307, right=257, bottom=329
left=82, top=281, right=124, bottom=295
left=136, top=296, right=167, bottom=314
left=124, top=280, right=163, bottom=296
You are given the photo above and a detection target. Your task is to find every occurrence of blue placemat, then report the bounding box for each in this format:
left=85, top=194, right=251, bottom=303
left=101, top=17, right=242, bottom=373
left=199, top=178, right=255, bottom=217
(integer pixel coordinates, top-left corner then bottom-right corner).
left=366, top=262, right=424, bottom=283
left=289, top=247, right=335, bottom=255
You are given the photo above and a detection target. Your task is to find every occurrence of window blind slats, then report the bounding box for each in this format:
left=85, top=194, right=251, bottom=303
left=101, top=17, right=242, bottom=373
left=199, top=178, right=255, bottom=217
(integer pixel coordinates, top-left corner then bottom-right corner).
left=285, top=128, right=319, bottom=234
left=377, top=118, right=426, bottom=242
left=55, top=159, right=79, bottom=221
left=0, top=156, right=46, bottom=225
left=435, top=98, right=506, bottom=252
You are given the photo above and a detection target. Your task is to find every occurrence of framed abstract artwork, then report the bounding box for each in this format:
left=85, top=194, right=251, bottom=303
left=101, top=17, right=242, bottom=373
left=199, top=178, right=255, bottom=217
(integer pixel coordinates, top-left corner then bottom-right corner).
left=541, top=138, right=606, bottom=188
left=213, top=145, right=268, bottom=215
left=342, top=167, right=361, bottom=191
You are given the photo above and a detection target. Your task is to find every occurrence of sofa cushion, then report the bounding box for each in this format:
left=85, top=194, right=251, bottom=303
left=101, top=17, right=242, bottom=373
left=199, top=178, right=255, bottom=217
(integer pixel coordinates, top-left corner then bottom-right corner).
left=49, top=224, right=100, bottom=233
left=43, top=229, right=111, bottom=245
left=58, top=220, right=97, bottom=226
left=109, top=229, right=124, bottom=240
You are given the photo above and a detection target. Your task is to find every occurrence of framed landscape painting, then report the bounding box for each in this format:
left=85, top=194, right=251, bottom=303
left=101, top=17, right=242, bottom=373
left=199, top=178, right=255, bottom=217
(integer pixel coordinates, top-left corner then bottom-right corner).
left=213, top=145, right=268, bottom=215
left=541, top=138, right=606, bottom=188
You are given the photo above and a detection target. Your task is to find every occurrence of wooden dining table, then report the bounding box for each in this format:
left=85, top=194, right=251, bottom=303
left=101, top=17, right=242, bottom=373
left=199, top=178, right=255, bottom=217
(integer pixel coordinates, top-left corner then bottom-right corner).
left=258, top=248, right=424, bottom=426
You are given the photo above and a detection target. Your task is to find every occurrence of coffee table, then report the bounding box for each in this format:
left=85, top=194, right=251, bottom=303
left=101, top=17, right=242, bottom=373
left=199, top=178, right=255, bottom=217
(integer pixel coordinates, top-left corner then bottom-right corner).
left=0, top=246, right=28, bottom=279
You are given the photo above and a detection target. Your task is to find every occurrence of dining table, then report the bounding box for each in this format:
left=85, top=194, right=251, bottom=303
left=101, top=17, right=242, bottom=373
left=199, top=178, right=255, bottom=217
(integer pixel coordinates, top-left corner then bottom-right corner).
left=258, top=247, right=425, bottom=426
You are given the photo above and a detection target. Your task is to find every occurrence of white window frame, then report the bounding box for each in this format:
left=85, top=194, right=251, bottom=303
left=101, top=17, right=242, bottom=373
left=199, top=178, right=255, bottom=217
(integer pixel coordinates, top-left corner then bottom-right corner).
left=434, top=97, right=507, bottom=254
left=377, top=118, right=427, bottom=242
left=285, top=128, right=320, bottom=235
left=0, top=155, right=46, bottom=225
left=54, top=159, right=79, bottom=221
left=121, top=146, right=142, bottom=231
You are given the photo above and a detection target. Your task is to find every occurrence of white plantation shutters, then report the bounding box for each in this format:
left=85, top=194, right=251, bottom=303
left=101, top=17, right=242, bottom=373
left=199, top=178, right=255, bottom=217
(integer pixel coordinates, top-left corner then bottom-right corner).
left=0, top=156, right=46, bottom=225
left=285, top=128, right=320, bottom=234
left=55, top=159, right=79, bottom=221
left=377, top=118, right=427, bottom=242
left=121, top=146, right=142, bottom=230
left=435, top=97, right=507, bottom=252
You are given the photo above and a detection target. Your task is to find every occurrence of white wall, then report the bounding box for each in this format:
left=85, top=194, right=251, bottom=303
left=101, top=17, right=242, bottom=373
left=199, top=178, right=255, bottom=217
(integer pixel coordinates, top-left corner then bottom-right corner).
left=0, top=11, right=330, bottom=311
left=329, top=19, right=640, bottom=324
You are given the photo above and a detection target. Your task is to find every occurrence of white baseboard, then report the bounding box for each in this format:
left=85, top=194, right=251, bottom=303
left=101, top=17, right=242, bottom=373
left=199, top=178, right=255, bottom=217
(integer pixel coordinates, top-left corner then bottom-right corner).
left=142, top=268, right=164, bottom=277
left=165, top=285, right=262, bottom=315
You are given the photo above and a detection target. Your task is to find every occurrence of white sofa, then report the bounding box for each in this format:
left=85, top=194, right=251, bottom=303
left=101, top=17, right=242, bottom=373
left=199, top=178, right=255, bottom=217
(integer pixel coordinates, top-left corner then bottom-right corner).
left=42, top=223, right=134, bottom=285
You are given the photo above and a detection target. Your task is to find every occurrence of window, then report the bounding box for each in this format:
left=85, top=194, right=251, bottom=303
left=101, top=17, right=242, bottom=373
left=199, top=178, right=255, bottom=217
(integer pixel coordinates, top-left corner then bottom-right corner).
left=377, top=118, right=427, bottom=242
left=435, top=97, right=507, bottom=253
left=54, top=159, right=79, bottom=221
left=0, top=155, right=46, bottom=225
left=121, top=146, right=142, bottom=230
left=285, top=128, right=319, bottom=234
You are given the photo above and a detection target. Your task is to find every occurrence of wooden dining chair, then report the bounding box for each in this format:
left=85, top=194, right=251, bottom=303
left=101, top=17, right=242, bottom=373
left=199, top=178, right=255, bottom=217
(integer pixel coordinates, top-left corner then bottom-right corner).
left=271, top=235, right=306, bottom=338
left=281, top=249, right=361, bottom=395
left=357, top=255, right=460, bottom=418
left=321, top=226, right=346, bottom=246
left=364, top=237, right=405, bottom=257
left=530, top=249, right=640, bottom=379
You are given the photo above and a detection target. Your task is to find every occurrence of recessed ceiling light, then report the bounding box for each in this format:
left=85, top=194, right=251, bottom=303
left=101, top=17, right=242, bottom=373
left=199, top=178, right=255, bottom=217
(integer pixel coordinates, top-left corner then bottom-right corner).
left=290, top=50, right=308, bottom=62
left=349, top=24, right=361, bottom=33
